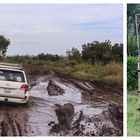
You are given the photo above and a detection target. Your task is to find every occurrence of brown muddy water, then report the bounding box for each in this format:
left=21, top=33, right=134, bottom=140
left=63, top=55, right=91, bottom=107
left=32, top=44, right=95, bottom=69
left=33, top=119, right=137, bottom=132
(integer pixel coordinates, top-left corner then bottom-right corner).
left=0, top=71, right=123, bottom=136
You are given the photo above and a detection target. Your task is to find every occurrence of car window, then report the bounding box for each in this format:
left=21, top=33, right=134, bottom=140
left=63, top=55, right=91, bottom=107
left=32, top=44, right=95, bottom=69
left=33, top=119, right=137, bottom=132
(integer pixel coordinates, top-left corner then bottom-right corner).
left=0, top=69, right=25, bottom=82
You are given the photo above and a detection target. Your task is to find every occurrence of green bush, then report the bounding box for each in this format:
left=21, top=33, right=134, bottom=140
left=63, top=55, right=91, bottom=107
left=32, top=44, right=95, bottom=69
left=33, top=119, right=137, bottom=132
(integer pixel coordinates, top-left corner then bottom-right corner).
left=127, top=56, right=138, bottom=90
left=65, top=60, right=78, bottom=67
left=127, top=93, right=140, bottom=136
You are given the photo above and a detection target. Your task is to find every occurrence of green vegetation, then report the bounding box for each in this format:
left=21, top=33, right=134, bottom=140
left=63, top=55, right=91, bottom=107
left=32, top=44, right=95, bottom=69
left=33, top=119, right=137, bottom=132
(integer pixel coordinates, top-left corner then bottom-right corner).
left=9, top=61, right=123, bottom=87
left=4, top=58, right=122, bottom=87
left=127, top=4, right=140, bottom=56
left=127, top=56, right=138, bottom=90
left=47, top=60, right=122, bottom=87
left=127, top=4, right=140, bottom=136
left=0, top=40, right=122, bottom=87
left=81, top=40, right=123, bottom=64
left=127, top=4, right=140, bottom=90
left=0, top=35, right=10, bottom=56
left=127, top=91, right=140, bottom=136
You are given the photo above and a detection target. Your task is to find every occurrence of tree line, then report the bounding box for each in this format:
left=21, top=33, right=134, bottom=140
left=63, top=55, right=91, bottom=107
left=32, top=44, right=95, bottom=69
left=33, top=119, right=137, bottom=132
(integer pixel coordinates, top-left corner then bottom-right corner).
left=66, top=40, right=123, bottom=64
left=0, top=34, right=123, bottom=64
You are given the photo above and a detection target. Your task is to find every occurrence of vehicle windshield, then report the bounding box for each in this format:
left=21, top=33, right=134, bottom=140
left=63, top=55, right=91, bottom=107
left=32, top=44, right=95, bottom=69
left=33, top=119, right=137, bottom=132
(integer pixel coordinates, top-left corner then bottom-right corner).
left=0, top=69, right=25, bottom=82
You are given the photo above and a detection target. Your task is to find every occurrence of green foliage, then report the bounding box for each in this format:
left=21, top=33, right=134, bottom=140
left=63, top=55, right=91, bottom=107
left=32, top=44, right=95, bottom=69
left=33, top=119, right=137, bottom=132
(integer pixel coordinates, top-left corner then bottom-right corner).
left=66, top=47, right=81, bottom=62
left=47, top=60, right=123, bottom=87
left=111, top=43, right=123, bottom=62
left=36, top=53, right=61, bottom=61
left=127, top=92, right=140, bottom=136
left=5, top=53, right=62, bottom=64
left=65, top=59, right=78, bottom=67
left=127, top=4, right=140, bottom=21
left=4, top=54, right=122, bottom=87
left=81, top=40, right=111, bottom=64
left=127, top=56, right=138, bottom=90
left=127, top=4, right=140, bottom=56
left=81, top=40, right=123, bottom=64
left=0, top=35, right=10, bottom=56
left=128, top=35, right=137, bottom=56
left=0, top=55, right=4, bottom=61
left=3, top=39, right=122, bottom=87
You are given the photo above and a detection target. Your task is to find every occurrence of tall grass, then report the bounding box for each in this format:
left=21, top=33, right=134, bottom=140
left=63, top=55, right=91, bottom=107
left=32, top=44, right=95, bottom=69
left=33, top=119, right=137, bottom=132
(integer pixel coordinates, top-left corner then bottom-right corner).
left=127, top=91, right=140, bottom=136
left=72, top=62, right=123, bottom=86
left=46, top=60, right=122, bottom=87
left=4, top=56, right=122, bottom=87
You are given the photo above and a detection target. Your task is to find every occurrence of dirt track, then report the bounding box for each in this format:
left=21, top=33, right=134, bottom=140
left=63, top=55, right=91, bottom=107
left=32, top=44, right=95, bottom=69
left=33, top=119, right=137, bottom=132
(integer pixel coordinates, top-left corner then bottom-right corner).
left=0, top=64, right=123, bottom=136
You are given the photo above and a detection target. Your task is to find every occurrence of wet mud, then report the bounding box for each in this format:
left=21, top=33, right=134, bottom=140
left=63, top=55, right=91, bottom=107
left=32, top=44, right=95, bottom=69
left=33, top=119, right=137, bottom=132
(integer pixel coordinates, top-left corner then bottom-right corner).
left=0, top=66, right=123, bottom=136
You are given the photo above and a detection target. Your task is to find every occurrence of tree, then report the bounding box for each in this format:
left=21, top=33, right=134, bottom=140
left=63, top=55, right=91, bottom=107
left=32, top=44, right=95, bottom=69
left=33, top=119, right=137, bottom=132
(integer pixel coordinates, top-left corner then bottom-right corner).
left=36, top=53, right=60, bottom=61
left=66, top=47, right=81, bottom=62
left=0, top=35, right=10, bottom=56
left=111, top=43, right=123, bottom=62
left=127, top=4, right=140, bottom=56
left=81, top=40, right=112, bottom=64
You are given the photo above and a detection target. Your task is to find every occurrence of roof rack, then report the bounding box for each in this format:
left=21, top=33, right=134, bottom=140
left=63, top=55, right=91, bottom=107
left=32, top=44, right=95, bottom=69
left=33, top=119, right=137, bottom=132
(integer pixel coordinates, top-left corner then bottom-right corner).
left=0, top=62, right=23, bottom=70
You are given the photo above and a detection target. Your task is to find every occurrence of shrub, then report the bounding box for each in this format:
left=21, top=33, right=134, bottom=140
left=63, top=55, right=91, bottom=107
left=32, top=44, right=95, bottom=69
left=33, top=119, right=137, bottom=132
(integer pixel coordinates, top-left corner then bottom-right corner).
left=127, top=56, right=138, bottom=90
left=65, top=60, right=78, bottom=67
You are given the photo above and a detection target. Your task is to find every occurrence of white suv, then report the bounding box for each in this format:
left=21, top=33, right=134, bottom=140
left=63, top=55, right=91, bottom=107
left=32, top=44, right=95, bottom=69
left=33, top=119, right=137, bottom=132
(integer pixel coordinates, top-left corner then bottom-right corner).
left=0, top=62, right=29, bottom=104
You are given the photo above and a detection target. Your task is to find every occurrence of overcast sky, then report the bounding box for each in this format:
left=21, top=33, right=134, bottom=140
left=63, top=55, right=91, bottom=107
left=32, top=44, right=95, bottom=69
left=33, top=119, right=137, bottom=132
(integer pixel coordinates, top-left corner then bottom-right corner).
left=0, top=4, right=123, bottom=56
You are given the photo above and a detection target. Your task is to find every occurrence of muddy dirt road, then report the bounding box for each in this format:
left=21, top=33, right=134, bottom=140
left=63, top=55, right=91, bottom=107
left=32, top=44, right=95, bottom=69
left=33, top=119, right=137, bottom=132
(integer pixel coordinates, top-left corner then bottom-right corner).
left=0, top=66, right=123, bottom=136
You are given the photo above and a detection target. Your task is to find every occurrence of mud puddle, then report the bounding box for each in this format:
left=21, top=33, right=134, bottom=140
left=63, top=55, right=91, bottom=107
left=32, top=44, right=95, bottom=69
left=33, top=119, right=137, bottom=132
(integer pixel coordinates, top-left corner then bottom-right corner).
left=0, top=71, right=123, bottom=136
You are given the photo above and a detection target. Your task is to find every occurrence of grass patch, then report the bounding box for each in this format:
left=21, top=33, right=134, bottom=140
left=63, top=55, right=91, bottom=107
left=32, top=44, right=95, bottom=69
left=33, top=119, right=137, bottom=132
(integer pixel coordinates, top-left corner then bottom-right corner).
left=127, top=91, right=140, bottom=136
left=72, top=71, right=94, bottom=81
left=4, top=57, right=122, bottom=87
left=47, top=61, right=122, bottom=87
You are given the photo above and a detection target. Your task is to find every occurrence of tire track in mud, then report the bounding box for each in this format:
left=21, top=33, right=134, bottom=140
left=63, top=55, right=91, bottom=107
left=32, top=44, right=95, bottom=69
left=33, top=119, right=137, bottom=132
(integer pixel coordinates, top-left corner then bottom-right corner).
left=0, top=70, right=123, bottom=136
